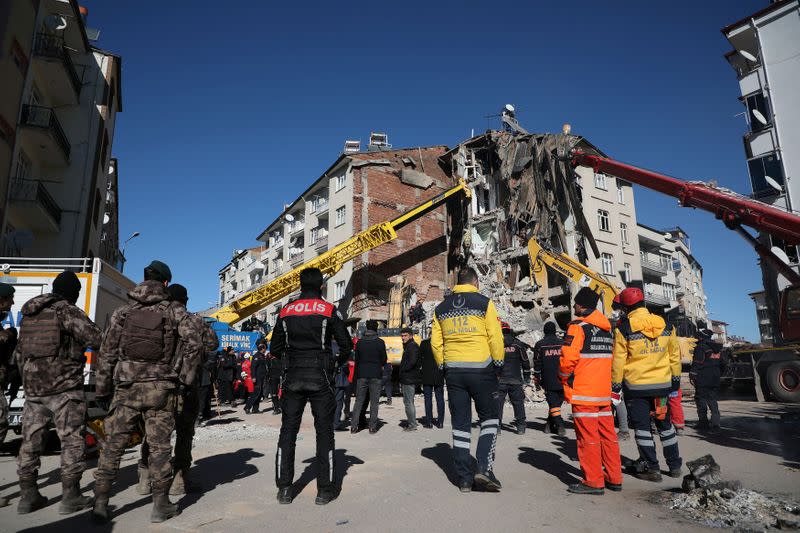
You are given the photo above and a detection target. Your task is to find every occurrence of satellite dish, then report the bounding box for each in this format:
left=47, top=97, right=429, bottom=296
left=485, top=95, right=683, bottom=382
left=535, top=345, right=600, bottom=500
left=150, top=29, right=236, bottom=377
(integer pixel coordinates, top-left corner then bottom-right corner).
left=738, top=50, right=757, bottom=62
left=752, top=108, right=768, bottom=126
left=44, top=14, right=68, bottom=31
left=771, top=246, right=791, bottom=266
left=504, top=104, right=515, bottom=113
left=102, top=213, right=111, bottom=225
left=108, top=163, right=115, bottom=174
left=764, top=175, right=783, bottom=193
left=284, top=213, right=295, bottom=223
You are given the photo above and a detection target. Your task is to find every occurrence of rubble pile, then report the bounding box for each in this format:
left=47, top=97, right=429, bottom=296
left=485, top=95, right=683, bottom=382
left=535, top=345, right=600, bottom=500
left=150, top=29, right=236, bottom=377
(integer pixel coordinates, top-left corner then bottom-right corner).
left=666, top=455, right=800, bottom=531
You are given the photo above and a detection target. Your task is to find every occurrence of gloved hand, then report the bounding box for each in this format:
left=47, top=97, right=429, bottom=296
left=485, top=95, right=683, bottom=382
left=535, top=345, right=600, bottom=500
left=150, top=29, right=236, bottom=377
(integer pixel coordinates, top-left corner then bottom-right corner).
left=611, top=382, right=622, bottom=406
left=689, top=373, right=697, bottom=387
left=669, top=390, right=679, bottom=398
left=523, top=372, right=531, bottom=383
left=95, top=395, right=112, bottom=412
left=671, top=376, right=681, bottom=393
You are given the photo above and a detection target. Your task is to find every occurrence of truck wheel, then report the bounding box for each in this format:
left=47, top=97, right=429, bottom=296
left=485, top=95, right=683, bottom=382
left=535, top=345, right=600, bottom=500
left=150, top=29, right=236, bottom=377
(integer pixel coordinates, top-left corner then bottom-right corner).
left=766, top=361, right=800, bottom=403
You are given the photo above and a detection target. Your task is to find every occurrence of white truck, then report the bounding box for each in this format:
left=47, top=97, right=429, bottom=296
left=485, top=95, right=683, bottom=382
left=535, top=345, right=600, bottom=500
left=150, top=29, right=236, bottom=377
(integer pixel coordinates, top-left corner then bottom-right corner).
left=2, top=258, right=135, bottom=441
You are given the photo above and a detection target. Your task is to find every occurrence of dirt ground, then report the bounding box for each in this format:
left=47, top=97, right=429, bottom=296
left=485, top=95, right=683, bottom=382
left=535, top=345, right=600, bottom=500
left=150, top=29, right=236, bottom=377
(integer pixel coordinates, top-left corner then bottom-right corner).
left=1, top=387, right=798, bottom=533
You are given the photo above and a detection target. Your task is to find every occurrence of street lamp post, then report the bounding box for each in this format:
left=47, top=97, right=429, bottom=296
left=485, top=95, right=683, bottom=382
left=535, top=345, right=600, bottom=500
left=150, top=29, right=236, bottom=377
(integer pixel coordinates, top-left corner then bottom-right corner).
left=120, top=231, right=140, bottom=273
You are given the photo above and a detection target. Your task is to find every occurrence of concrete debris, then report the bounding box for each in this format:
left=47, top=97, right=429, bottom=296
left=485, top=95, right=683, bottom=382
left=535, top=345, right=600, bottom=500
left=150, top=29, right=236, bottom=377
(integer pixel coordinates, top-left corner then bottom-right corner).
left=666, top=455, right=800, bottom=532
left=399, top=168, right=434, bottom=189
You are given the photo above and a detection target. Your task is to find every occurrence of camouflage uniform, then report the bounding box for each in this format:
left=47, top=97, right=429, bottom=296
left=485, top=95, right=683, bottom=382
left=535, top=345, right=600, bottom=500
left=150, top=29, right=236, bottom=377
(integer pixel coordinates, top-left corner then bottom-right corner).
left=94, top=280, right=202, bottom=496
left=0, top=326, right=18, bottom=449
left=139, top=310, right=218, bottom=481
left=14, top=294, right=102, bottom=479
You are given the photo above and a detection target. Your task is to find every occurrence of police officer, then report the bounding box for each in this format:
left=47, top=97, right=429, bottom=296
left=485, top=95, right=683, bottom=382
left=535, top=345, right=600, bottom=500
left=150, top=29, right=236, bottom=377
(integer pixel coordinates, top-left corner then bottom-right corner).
left=431, top=267, right=504, bottom=493
left=690, top=321, right=726, bottom=432
left=533, top=321, right=565, bottom=435
left=496, top=322, right=531, bottom=435
left=271, top=268, right=353, bottom=505
left=612, top=287, right=682, bottom=482
left=137, top=284, right=218, bottom=497
left=93, top=261, right=202, bottom=523
left=267, top=346, right=282, bottom=414
left=0, top=283, right=16, bottom=508
left=13, top=271, right=102, bottom=514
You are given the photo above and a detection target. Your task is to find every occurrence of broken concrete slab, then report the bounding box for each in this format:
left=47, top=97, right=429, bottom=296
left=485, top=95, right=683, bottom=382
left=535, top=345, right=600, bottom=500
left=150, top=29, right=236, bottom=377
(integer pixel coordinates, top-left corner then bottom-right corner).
left=399, top=168, right=434, bottom=189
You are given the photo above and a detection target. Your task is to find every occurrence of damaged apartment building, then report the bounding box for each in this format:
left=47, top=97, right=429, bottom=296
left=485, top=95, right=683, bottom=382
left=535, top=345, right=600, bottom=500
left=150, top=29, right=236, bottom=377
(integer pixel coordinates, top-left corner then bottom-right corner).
left=219, top=118, right=650, bottom=342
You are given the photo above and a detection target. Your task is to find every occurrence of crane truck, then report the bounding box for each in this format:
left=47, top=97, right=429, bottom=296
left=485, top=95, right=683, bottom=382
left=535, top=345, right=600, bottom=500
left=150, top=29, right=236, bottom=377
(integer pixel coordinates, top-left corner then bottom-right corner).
left=567, top=150, right=800, bottom=402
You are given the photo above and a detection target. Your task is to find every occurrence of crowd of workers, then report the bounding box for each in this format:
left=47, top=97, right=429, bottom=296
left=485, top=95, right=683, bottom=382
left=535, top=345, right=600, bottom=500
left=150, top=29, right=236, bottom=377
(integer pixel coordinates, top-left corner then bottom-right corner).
left=0, top=261, right=728, bottom=523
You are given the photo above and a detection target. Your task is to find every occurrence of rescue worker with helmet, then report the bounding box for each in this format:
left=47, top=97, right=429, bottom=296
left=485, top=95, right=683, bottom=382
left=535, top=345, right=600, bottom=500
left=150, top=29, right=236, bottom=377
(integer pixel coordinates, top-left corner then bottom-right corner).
left=431, top=267, right=505, bottom=493
left=533, top=321, right=565, bottom=435
left=612, top=286, right=683, bottom=482
left=690, top=321, right=726, bottom=432
left=13, top=272, right=102, bottom=514
left=560, top=287, right=622, bottom=495
left=496, top=321, right=531, bottom=435
left=271, top=268, right=353, bottom=505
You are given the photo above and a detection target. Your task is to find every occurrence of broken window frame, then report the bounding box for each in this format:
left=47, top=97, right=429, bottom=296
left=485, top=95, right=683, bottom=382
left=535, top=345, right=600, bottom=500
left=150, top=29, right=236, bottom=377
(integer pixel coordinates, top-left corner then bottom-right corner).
left=597, top=209, right=610, bottom=232
left=601, top=253, right=614, bottom=275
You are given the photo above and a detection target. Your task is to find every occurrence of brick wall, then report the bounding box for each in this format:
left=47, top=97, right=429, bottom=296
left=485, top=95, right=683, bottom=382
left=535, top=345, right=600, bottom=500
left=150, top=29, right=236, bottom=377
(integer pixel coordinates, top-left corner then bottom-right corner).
left=350, top=146, right=454, bottom=320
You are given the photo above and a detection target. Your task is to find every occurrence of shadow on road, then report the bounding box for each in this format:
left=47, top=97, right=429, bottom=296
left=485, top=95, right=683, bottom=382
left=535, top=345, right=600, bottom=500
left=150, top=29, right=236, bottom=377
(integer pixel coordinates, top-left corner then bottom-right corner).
left=421, top=443, right=459, bottom=487
left=179, top=448, right=263, bottom=511
left=518, top=446, right=582, bottom=486
left=204, top=416, right=245, bottom=427
left=291, top=448, right=364, bottom=498
left=16, top=511, right=114, bottom=533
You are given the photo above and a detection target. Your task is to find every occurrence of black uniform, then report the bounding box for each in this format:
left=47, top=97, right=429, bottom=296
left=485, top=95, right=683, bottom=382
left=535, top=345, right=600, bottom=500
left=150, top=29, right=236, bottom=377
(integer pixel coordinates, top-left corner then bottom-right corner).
left=245, top=350, right=268, bottom=413
left=496, top=332, right=531, bottom=432
left=690, top=334, right=726, bottom=429
left=533, top=333, right=565, bottom=433
left=270, top=291, right=353, bottom=495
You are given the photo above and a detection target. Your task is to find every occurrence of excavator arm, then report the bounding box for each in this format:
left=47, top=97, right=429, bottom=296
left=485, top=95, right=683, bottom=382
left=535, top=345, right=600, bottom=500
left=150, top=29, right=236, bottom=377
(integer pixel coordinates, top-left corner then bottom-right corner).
left=212, top=180, right=471, bottom=324
left=527, top=238, right=618, bottom=314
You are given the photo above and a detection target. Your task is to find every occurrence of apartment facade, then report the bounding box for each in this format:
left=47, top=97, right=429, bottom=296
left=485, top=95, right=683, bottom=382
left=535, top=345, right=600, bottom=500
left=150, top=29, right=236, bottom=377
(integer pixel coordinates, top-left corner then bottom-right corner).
left=637, top=223, right=708, bottom=329
left=576, top=167, right=643, bottom=290
left=219, top=141, right=455, bottom=329
left=218, top=246, right=268, bottom=312
left=0, top=1, right=122, bottom=264
left=723, top=0, right=800, bottom=342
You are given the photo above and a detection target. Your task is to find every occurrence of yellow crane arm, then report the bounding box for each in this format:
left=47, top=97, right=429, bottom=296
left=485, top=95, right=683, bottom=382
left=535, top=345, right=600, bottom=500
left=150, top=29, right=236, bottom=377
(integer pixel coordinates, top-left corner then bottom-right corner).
left=527, top=238, right=619, bottom=314
left=212, top=180, right=471, bottom=324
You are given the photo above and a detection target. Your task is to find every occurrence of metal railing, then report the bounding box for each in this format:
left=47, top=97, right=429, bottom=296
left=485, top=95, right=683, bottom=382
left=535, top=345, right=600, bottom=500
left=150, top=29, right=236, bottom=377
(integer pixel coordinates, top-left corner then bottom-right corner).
left=10, top=179, right=62, bottom=226
left=0, top=257, right=92, bottom=272
left=314, top=235, right=328, bottom=249
left=640, top=255, right=668, bottom=275
left=20, top=105, right=71, bottom=161
left=644, top=290, right=669, bottom=306
left=33, top=33, right=82, bottom=96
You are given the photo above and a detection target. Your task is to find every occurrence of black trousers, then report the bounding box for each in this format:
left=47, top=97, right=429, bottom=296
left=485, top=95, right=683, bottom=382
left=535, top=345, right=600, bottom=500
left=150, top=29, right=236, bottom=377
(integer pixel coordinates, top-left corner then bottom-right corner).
left=245, top=380, right=265, bottom=412
left=626, top=395, right=681, bottom=471
left=218, top=380, right=234, bottom=405
left=496, top=382, right=526, bottom=425
left=197, top=385, right=212, bottom=420
left=544, top=389, right=565, bottom=431
left=695, top=386, right=720, bottom=427
left=276, top=385, right=336, bottom=492
left=351, top=378, right=382, bottom=431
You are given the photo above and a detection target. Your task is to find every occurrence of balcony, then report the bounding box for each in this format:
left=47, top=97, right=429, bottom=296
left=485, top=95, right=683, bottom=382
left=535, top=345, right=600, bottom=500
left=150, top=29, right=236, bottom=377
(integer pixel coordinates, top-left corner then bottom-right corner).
left=310, top=198, right=329, bottom=217
left=314, top=235, right=328, bottom=249
left=8, top=179, right=61, bottom=232
left=644, top=286, right=669, bottom=307
left=289, top=252, right=304, bottom=266
left=288, top=221, right=305, bottom=235
left=19, top=105, right=70, bottom=166
left=31, top=33, right=81, bottom=105
left=641, top=255, right=668, bottom=277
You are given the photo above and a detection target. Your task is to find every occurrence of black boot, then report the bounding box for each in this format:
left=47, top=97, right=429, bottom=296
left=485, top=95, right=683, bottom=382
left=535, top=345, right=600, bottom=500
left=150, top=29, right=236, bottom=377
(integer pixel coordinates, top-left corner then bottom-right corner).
left=59, top=475, right=91, bottom=515
left=567, top=482, right=604, bottom=495
left=150, top=487, right=179, bottom=523
left=91, top=480, right=112, bottom=523
left=516, top=422, right=526, bottom=435
left=17, top=476, right=47, bottom=514
left=473, top=471, right=502, bottom=492
left=277, top=487, right=292, bottom=504
left=315, top=488, right=337, bottom=505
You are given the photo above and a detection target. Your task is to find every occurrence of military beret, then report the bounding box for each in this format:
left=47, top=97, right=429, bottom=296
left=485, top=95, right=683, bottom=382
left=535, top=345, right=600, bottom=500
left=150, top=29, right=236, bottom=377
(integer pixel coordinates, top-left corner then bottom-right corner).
left=147, top=260, right=172, bottom=282
left=0, top=283, right=15, bottom=298
left=167, top=283, right=188, bottom=304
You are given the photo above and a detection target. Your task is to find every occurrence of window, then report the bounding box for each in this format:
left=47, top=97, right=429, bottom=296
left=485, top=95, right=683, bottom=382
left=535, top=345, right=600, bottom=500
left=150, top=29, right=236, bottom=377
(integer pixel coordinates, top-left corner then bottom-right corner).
left=664, top=283, right=676, bottom=301
left=310, top=227, right=319, bottom=243
left=335, top=206, right=346, bottom=226
left=597, top=210, right=610, bottom=232
left=748, top=152, right=785, bottom=197
left=661, top=253, right=672, bottom=270
left=601, top=253, right=614, bottom=275
left=335, top=174, right=346, bottom=192
left=620, top=222, right=629, bottom=244
left=594, top=173, right=607, bottom=190
left=623, top=263, right=632, bottom=283
left=745, top=92, right=771, bottom=133
left=616, top=181, right=625, bottom=204
left=334, top=281, right=345, bottom=301
left=693, top=281, right=699, bottom=294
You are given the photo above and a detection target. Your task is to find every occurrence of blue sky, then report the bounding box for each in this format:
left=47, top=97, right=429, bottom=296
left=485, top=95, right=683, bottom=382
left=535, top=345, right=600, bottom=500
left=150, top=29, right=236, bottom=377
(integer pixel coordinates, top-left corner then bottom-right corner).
left=89, top=1, right=766, bottom=340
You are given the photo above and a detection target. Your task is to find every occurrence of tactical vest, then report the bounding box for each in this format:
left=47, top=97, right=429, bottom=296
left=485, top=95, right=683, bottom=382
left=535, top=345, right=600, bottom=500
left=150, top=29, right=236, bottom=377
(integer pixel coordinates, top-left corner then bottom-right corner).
left=17, top=307, right=62, bottom=360
left=278, top=298, right=336, bottom=377
left=121, top=301, right=177, bottom=365
left=575, top=320, right=614, bottom=358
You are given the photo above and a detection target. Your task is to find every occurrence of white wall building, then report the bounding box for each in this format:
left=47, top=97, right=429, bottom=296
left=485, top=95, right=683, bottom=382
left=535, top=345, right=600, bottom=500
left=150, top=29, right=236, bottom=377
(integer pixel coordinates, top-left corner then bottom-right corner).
left=723, top=0, right=800, bottom=342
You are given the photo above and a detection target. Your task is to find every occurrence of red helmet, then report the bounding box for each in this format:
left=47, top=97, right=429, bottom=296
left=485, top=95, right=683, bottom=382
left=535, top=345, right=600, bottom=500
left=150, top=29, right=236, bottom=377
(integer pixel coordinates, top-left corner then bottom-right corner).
left=500, top=321, right=511, bottom=331
left=612, top=294, right=621, bottom=305
left=618, top=287, right=644, bottom=306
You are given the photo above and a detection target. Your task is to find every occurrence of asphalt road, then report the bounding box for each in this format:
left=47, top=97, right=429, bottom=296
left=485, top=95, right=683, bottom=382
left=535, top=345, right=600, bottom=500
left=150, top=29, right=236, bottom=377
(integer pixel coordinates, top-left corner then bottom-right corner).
left=1, top=389, right=798, bottom=533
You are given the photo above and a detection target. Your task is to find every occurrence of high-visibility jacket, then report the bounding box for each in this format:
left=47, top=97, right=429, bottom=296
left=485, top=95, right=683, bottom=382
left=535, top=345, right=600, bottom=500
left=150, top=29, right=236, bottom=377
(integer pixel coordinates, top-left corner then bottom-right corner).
left=611, top=307, right=680, bottom=398
left=431, top=285, right=504, bottom=369
left=559, top=309, right=614, bottom=406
